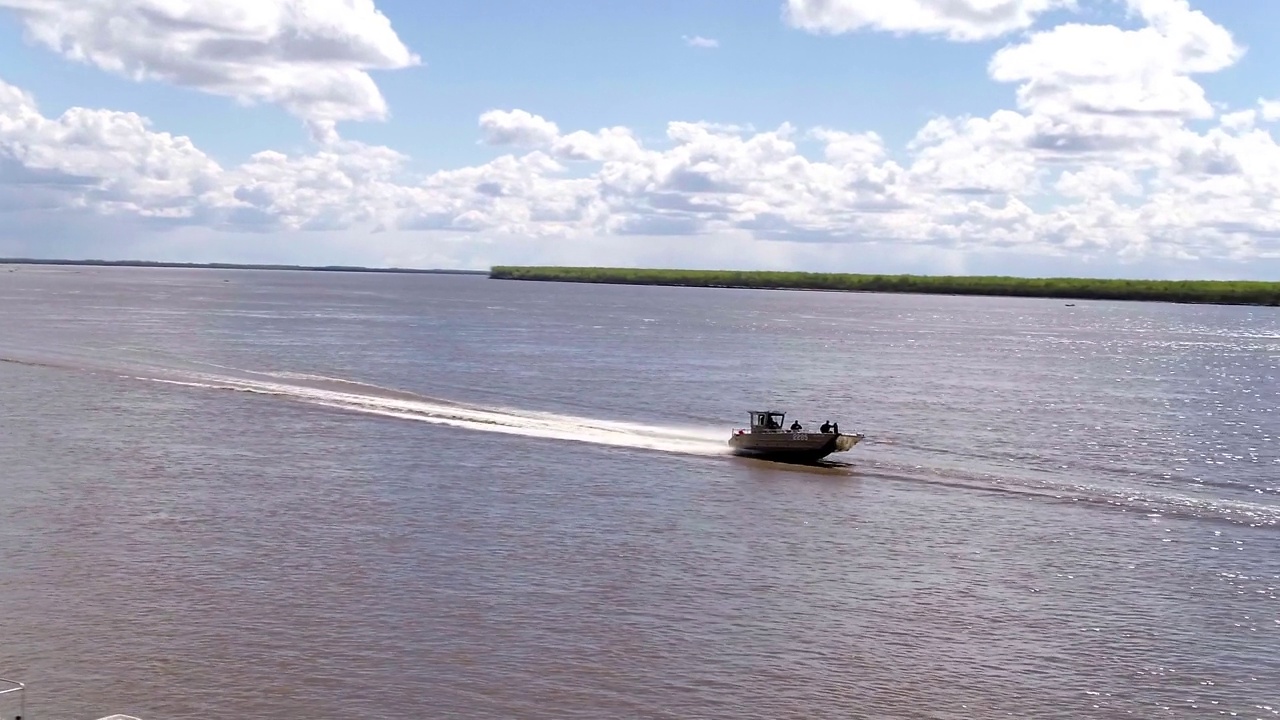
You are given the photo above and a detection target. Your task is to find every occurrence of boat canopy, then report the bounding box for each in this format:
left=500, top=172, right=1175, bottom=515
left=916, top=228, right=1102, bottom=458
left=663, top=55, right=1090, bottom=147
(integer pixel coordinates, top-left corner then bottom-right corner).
left=749, top=410, right=787, bottom=430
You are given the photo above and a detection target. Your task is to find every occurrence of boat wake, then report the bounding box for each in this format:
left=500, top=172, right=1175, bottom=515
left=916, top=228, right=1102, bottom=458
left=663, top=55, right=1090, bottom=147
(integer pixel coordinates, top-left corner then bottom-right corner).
left=6, top=350, right=1276, bottom=529
left=854, top=458, right=1280, bottom=530
left=135, top=368, right=733, bottom=458
left=0, top=350, right=728, bottom=457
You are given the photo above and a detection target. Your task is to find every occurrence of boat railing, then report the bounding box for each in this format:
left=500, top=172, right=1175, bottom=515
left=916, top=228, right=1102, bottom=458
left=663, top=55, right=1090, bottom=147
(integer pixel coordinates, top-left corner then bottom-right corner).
left=0, top=676, right=26, bottom=719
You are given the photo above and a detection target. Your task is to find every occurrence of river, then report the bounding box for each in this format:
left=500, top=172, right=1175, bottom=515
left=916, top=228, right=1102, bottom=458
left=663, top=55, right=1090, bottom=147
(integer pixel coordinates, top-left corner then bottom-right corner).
left=1, top=265, right=1276, bottom=719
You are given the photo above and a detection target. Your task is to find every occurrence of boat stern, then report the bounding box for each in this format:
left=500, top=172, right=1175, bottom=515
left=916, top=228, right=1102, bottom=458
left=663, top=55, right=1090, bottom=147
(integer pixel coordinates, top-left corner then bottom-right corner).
left=833, top=432, right=865, bottom=452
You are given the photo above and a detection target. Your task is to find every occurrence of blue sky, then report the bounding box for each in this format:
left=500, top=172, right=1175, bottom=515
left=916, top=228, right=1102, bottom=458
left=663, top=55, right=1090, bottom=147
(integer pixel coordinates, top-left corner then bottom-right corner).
left=1, top=0, right=1279, bottom=277
left=0, top=0, right=1024, bottom=167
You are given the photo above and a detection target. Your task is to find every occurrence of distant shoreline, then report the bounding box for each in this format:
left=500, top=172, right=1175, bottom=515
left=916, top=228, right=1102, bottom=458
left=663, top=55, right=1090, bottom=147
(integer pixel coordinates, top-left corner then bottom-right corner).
left=0, top=258, right=487, bottom=275
left=8, top=260, right=1277, bottom=305
left=489, top=266, right=1280, bottom=306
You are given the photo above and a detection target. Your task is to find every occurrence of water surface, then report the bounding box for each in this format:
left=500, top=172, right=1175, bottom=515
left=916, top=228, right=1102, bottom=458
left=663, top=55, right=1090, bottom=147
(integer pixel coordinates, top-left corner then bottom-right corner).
left=1, top=265, right=1277, bottom=719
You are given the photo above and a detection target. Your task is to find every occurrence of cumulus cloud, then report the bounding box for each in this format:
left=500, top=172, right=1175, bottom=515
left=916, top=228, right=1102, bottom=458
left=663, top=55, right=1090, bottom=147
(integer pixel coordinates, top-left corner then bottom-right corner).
left=0, top=78, right=224, bottom=220
left=6, top=69, right=1280, bottom=270
left=0, top=0, right=419, bottom=128
left=989, top=0, right=1243, bottom=127
left=1261, top=99, right=1280, bottom=123
left=782, top=0, right=1074, bottom=41
left=3, top=0, right=1279, bottom=272
left=927, top=0, right=1250, bottom=187
left=1054, top=165, right=1142, bottom=198
left=479, top=109, right=561, bottom=147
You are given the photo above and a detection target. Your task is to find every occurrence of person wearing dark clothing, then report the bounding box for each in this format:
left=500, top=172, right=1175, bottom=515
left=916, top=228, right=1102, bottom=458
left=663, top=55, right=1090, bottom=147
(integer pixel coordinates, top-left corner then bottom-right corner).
left=820, top=421, right=832, bottom=433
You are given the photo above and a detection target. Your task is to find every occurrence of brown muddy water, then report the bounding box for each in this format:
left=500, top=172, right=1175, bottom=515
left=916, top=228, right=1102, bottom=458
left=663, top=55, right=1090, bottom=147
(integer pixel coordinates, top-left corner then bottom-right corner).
left=1, top=266, right=1277, bottom=719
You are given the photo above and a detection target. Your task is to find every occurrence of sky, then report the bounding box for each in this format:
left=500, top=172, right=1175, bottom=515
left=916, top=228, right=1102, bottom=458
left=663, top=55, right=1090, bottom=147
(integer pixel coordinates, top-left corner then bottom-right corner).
left=1, top=0, right=1279, bottom=279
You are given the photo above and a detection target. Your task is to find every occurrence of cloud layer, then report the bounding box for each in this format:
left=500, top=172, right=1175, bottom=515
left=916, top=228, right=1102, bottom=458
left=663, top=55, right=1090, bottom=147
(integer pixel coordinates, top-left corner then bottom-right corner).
left=0, top=0, right=418, bottom=139
left=2, top=0, right=1279, bottom=273
left=783, top=0, right=1074, bottom=41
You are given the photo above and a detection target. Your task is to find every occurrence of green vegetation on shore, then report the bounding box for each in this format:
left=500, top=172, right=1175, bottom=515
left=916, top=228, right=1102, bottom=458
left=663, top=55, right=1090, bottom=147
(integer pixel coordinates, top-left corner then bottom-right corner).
left=1, top=258, right=486, bottom=275
left=489, top=266, right=1280, bottom=306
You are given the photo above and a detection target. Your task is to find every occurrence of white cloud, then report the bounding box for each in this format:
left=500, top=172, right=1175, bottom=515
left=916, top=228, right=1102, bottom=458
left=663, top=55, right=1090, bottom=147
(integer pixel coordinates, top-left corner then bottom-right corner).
left=902, top=0, right=1257, bottom=221
left=7, top=72, right=1280, bottom=271
left=979, top=0, right=1247, bottom=177
left=989, top=0, right=1243, bottom=124
left=682, top=35, right=719, bottom=48
left=782, top=0, right=1074, bottom=41
left=1261, top=99, right=1280, bottom=123
left=0, top=77, right=223, bottom=221
left=1219, top=110, right=1256, bottom=133
left=0, top=0, right=419, bottom=129
left=3, top=0, right=1280, bottom=274
left=479, top=109, right=561, bottom=147
left=906, top=111, right=1040, bottom=195
left=549, top=126, right=645, bottom=163
left=1057, top=165, right=1142, bottom=198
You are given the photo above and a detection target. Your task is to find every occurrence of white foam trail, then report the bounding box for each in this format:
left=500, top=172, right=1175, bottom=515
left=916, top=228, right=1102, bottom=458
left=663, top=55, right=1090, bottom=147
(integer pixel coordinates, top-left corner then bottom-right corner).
left=137, top=374, right=731, bottom=457
left=258, top=370, right=413, bottom=396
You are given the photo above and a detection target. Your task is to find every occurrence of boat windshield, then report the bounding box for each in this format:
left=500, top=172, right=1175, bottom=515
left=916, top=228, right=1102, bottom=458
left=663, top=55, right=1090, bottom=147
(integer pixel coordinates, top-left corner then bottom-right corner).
left=751, top=411, right=786, bottom=430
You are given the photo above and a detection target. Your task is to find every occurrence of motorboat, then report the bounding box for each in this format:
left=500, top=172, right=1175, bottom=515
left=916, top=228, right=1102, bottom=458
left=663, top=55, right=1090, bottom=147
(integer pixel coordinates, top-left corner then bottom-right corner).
left=728, top=410, right=864, bottom=462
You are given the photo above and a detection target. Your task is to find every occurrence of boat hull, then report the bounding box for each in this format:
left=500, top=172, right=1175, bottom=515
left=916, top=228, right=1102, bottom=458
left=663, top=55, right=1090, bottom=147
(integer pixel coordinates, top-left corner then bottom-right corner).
left=727, top=431, right=862, bottom=462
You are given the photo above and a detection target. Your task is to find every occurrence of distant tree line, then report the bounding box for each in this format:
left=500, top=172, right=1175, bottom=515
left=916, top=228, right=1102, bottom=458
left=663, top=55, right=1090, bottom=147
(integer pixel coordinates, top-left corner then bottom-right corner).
left=488, top=266, right=1280, bottom=306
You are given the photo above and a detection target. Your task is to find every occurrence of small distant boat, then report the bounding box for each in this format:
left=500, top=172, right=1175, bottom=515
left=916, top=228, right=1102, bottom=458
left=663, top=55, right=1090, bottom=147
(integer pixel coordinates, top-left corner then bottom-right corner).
left=728, top=410, right=864, bottom=462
